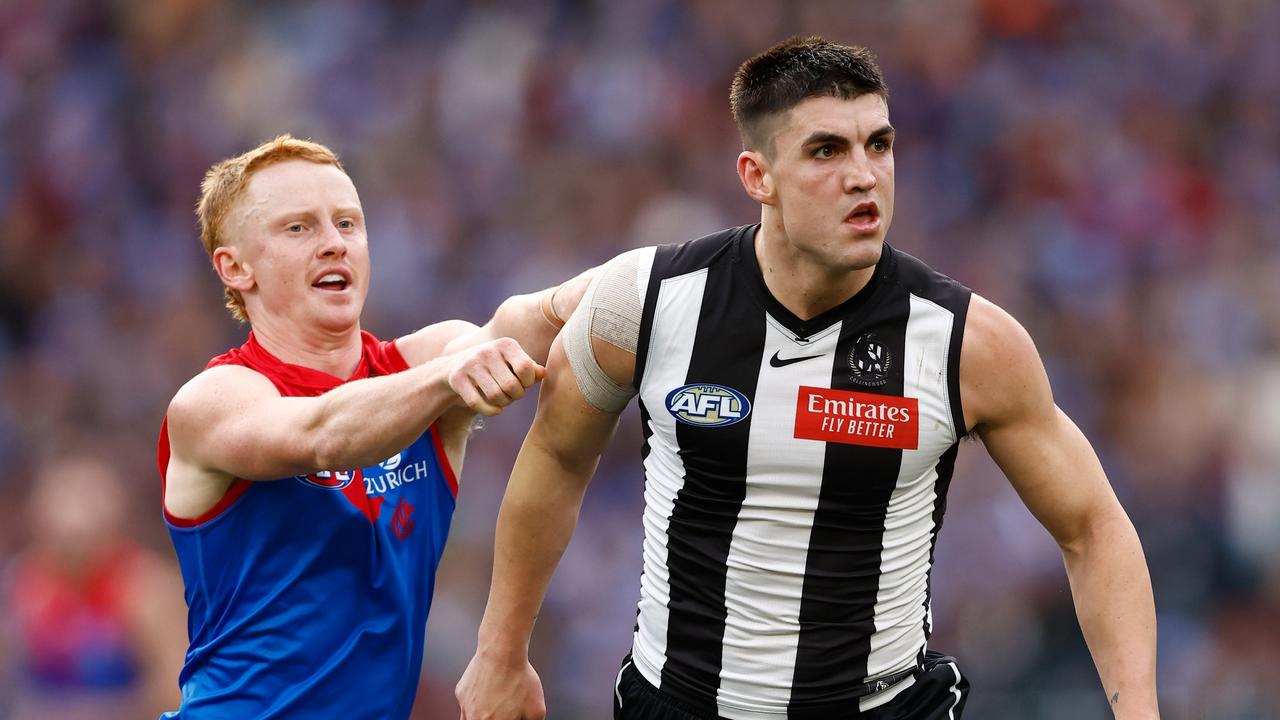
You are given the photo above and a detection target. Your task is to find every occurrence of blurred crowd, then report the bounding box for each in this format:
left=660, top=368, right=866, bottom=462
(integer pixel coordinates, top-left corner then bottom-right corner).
left=1, top=0, right=1278, bottom=718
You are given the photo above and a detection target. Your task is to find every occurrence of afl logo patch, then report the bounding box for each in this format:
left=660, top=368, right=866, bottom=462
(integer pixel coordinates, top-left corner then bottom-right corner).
left=849, top=332, right=891, bottom=387
left=665, top=384, right=751, bottom=427
left=296, top=469, right=357, bottom=490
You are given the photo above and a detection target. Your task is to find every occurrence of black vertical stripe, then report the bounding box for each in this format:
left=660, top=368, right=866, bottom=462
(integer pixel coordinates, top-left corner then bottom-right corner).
left=789, top=292, right=911, bottom=712
left=946, top=292, right=970, bottom=437
left=922, top=442, right=959, bottom=640
left=658, top=257, right=767, bottom=713
left=633, top=249, right=665, bottom=396
left=633, top=402, right=650, bottom=637
left=638, top=400, right=654, bottom=463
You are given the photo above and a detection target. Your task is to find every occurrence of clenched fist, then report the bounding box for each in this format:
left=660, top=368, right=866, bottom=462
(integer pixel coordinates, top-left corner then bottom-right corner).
left=446, top=337, right=544, bottom=416
left=456, top=650, right=546, bottom=720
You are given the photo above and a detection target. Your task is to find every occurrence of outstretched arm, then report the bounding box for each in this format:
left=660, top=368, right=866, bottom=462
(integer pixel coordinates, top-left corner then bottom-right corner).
left=387, top=266, right=598, bottom=477
left=962, top=295, right=1158, bottom=719
left=164, top=338, right=540, bottom=519
left=456, top=330, right=635, bottom=720
left=475, top=267, right=596, bottom=364
left=396, top=266, right=598, bottom=369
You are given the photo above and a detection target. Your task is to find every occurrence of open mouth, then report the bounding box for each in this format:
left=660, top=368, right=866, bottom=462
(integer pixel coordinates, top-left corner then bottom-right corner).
left=845, top=202, right=881, bottom=231
left=312, top=272, right=350, bottom=292
left=847, top=203, right=879, bottom=221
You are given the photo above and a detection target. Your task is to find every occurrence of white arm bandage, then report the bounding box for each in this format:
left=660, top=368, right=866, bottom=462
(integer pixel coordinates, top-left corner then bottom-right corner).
left=561, top=249, right=646, bottom=413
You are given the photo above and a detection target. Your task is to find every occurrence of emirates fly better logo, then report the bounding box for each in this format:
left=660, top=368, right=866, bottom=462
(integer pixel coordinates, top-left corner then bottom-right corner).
left=793, top=385, right=918, bottom=449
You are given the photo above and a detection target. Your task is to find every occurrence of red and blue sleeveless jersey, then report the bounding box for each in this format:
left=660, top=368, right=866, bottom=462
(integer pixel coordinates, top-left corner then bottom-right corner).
left=157, top=331, right=458, bottom=719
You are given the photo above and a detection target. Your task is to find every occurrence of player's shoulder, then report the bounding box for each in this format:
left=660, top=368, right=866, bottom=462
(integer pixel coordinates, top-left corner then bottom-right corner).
left=885, top=244, right=971, bottom=304
left=959, top=294, right=1048, bottom=427
left=167, top=364, right=280, bottom=429
left=963, top=294, right=1036, bottom=361
left=650, top=224, right=753, bottom=277
left=591, top=245, right=659, bottom=292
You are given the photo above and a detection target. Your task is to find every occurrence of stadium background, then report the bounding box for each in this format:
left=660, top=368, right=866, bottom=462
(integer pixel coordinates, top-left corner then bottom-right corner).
left=1, top=0, right=1278, bottom=718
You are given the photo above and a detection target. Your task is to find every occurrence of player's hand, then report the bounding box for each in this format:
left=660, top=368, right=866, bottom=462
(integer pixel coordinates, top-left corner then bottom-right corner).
left=456, top=649, right=545, bottom=720
left=446, top=337, right=545, bottom=416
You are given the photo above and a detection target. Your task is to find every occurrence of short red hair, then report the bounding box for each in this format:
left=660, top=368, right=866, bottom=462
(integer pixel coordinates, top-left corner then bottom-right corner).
left=196, top=135, right=345, bottom=322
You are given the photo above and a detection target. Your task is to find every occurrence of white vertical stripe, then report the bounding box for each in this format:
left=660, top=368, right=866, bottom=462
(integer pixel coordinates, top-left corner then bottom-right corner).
left=946, top=661, right=964, bottom=719
left=614, top=658, right=633, bottom=708
left=864, top=294, right=957, bottom=680
left=715, top=320, right=844, bottom=716
left=631, top=267, right=709, bottom=689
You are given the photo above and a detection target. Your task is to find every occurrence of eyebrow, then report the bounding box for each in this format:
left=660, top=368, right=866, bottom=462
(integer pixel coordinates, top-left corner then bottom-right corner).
left=868, top=125, right=896, bottom=143
left=801, top=131, right=851, bottom=149
left=266, top=205, right=364, bottom=223
left=800, top=124, right=896, bottom=149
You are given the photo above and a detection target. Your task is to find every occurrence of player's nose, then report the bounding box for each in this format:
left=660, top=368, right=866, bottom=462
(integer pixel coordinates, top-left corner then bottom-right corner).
left=844, top=153, right=877, bottom=193
left=316, top=223, right=348, bottom=258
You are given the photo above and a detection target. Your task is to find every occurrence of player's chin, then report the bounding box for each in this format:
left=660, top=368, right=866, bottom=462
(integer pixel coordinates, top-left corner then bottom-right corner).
left=310, top=299, right=364, bottom=331
left=313, top=285, right=365, bottom=308
left=834, top=235, right=884, bottom=269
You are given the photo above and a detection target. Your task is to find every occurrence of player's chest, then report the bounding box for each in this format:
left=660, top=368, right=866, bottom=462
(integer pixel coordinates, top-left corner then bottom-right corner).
left=283, top=430, right=443, bottom=539
left=640, top=311, right=954, bottom=456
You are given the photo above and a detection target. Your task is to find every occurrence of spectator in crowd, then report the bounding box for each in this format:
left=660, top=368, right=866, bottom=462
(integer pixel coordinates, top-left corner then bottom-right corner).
left=1, top=454, right=186, bottom=720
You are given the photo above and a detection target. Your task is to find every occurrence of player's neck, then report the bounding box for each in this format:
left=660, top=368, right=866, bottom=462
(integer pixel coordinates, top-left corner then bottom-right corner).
left=753, top=220, right=877, bottom=321
left=249, top=315, right=365, bottom=378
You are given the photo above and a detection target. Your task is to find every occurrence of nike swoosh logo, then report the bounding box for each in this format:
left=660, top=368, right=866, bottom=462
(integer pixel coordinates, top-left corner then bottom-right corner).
left=769, top=350, right=823, bottom=368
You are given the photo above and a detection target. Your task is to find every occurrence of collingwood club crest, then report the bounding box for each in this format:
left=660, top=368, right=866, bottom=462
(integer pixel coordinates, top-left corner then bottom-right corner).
left=849, top=332, right=891, bottom=386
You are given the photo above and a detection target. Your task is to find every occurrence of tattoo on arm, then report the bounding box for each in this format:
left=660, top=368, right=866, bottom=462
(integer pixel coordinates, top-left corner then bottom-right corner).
left=1110, top=691, right=1120, bottom=707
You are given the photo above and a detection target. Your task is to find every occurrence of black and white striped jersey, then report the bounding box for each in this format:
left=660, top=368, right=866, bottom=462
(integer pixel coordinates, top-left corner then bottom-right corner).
left=627, top=224, right=971, bottom=718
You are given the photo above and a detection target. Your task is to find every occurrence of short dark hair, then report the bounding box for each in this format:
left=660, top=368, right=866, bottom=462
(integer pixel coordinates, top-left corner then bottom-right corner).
left=730, top=36, right=888, bottom=153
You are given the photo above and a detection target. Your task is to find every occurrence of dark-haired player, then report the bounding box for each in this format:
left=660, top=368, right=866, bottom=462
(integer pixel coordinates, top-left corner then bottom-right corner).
left=456, top=37, right=1158, bottom=719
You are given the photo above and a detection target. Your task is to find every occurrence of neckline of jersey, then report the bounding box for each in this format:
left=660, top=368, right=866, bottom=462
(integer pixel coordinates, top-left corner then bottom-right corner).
left=234, top=331, right=379, bottom=395
left=734, top=224, right=896, bottom=341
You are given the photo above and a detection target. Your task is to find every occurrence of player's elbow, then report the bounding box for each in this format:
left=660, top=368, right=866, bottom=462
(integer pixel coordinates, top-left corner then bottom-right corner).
left=497, top=292, right=554, bottom=356
left=485, top=293, right=530, bottom=333
left=497, top=291, right=540, bottom=323
left=1055, top=499, right=1139, bottom=562
left=310, top=431, right=352, bottom=474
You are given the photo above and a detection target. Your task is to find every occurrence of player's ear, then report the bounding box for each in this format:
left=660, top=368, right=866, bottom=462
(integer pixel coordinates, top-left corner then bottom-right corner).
left=737, top=150, right=775, bottom=206
left=213, top=245, right=254, bottom=292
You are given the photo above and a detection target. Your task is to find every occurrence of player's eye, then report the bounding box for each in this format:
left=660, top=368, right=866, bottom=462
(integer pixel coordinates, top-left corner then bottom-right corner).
left=814, top=145, right=835, bottom=159
left=337, top=219, right=354, bottom=230
left=287, top=223, right=304, bottom=233
left=870, top=138, right=892, bottom=153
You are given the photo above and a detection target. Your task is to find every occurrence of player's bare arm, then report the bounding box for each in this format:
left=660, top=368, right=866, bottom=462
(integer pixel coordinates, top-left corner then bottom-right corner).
left=392, top=267, right=597, bottom=472
left=396, top=267, right=597, bottom=370
left=961, top=294, right=1159, bottom=719
left=164, top=336, right=540, bottom=519
left=469, top=267, right=596, bottom=363
left=457, top=328, right=635, bottom=720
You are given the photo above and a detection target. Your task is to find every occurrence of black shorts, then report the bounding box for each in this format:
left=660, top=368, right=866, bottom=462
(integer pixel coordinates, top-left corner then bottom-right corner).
left=613, top=651, right=969, bottom=719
